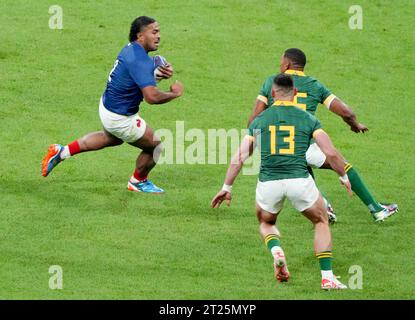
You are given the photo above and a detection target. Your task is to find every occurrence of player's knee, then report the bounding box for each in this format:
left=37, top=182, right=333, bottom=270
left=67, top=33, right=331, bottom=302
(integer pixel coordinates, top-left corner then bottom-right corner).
left=110, top=138, right=123, bottom=147
left=144, top=134, right=162, bottom=150
left=256, top=208, right=277, bottom=225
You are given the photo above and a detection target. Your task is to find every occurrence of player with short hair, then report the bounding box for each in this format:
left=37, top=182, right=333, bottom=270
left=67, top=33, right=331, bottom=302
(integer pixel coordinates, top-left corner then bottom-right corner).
left=41, top=16, right=184, bottom=193
left=212, top=74, right=350, bottom=289
left=248, top=48, right=397, bottom=222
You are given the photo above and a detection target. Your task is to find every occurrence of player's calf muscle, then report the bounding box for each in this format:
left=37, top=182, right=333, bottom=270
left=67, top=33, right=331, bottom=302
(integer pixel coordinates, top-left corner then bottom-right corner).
left=79, top=131, right=121, bottom=151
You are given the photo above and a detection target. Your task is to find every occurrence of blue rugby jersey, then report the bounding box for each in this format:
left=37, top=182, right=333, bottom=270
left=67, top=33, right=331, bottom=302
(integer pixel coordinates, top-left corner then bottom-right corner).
left=102, top=42, right=156, bottom=116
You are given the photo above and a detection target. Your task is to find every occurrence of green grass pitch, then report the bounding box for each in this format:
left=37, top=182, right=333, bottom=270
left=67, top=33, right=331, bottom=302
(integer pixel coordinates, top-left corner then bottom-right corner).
left=0, top=0, right=414, bottom=299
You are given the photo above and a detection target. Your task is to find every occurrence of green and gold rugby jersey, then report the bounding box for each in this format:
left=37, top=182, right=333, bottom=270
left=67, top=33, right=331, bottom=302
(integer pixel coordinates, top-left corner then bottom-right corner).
left=248, top=100, right=323, bottom=182
left=257, top=70, right=336, bottom=115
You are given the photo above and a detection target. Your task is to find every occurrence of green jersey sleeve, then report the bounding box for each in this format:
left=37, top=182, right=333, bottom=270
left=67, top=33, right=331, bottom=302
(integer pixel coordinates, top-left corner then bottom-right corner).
left=317, top=81, right=336, bottom=107
left=312, top=117, right=322, bottom=132
left=248, top=117, right=259, bottom=137
left=257, top=76, right=274, bottom=107
left=248, top=116, right=265, bottom=141
left=310, top=115, right=323, bottom=138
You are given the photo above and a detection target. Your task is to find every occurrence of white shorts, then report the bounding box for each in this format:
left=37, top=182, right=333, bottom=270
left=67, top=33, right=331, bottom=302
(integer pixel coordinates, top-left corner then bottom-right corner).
left=256, top=176, right=320, bottom=213
left=99, top=98, right=147, bottom=143
left=306, top=143, right=326, bottom=168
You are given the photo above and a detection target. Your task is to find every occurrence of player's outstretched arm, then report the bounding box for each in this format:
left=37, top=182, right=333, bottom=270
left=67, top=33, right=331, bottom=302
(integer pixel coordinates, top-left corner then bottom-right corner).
left=329, top=98, right=368, bottom=133
left=142, top=81, right=184, bottom=104
left=314, top=130, right=353, bottom=196
left=211, top=136, right=254, bottom=208
left=247, top=99, right=267, bottom=127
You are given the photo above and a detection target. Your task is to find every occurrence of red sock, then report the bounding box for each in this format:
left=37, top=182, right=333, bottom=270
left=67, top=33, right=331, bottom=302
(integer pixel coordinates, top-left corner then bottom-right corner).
left=133, top=170, right=148, bottom=182
left=68, top=140, right=81, bottom=156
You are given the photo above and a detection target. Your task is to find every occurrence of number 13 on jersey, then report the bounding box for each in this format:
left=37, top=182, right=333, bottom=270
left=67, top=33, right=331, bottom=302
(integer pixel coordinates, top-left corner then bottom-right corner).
left=269, top=125, right=295, bottom=155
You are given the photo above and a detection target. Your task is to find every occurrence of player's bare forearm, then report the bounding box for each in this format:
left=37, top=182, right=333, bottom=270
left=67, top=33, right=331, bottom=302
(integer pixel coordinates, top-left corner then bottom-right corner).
left=314, top=131, right=346, bottom=176
left=325, top=153, right=346, bottom=177
left=211, top=138, right=253, bottom=209
left=142, top=81, right=184, bottom=104
left=329, top=98, right=368, bottom=133
left=314, top=131, right=352, bottom=195
left=248, top=100, right=267, bottom=127
left=340, top=111, right=361, bottom=132
left=147, top=91, right=178, bottom=104
left=224, top=137, right=253, bottom=185
left=224, top=145, right=251, bottom=184
left=223, top=162, right=244, bottom=186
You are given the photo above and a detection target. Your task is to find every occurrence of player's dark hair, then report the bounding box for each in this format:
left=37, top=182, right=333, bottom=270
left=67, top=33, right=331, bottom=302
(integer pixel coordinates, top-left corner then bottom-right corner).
left=273, top=74, right=294, bottom=92
left=284, top=48, right=307, bottom=68
left=129, top=16, right=156, bottom=42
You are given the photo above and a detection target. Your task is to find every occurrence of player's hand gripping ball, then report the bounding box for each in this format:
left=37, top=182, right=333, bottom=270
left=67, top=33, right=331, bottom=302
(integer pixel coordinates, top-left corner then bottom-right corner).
left=153, top=55, right=172, bottom=81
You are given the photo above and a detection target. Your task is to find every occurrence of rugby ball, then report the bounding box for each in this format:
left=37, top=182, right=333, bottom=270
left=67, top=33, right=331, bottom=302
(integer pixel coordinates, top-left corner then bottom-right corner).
left=153, top=55, right=169, bottom=81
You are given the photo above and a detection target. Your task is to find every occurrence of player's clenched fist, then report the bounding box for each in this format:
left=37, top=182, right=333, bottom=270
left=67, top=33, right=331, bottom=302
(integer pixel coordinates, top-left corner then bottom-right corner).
left=170, top=80, right=184, bottom=97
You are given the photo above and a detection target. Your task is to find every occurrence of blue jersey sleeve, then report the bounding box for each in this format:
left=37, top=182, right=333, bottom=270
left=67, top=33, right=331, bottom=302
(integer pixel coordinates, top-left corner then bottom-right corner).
left=127, top=58, right=156, bottom=89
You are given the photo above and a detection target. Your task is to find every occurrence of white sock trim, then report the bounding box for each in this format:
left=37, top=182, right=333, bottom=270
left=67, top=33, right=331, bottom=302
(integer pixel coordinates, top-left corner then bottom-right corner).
left=129, top=176, right=139, bottom=183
